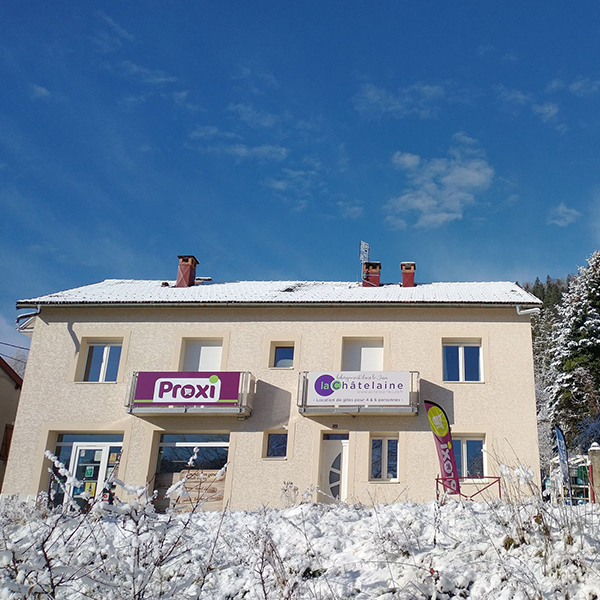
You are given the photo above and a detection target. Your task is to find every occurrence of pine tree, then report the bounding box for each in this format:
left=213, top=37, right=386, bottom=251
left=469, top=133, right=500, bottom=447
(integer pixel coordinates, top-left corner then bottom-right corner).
left=547, top=251, right=600, bottom=446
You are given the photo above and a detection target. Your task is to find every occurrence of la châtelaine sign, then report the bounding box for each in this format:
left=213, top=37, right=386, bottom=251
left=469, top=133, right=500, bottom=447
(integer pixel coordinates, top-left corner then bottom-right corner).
left=306, top=371, right=410, bottom=407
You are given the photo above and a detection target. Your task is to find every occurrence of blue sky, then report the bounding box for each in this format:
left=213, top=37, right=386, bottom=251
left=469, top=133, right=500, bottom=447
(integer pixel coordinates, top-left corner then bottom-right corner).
left=2, top=2, right=600, bottom=351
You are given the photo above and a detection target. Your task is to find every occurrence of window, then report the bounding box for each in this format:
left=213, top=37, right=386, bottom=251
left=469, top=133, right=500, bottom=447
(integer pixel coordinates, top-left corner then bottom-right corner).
left=443, top=342, right=482, bottom=382
left=272, top=346, right=294, bottom=368
left=157, top=433, right=230, bottom=473
left=265, top=432, right=288, bottom=458
left=183, top=340, right=223, bottom=371
left=370, top=436, right=398, bottom=480
left=342, top=338, right=383, bottom=371
left=0, top=424, right=14, bottom=461
left=83, top=344, right=122, bottom=382
left=453, top=438, right=484, bottom=478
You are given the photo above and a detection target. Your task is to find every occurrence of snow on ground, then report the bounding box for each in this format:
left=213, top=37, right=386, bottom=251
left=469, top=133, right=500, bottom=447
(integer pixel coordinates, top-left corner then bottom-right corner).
left=2, top=494, right=600, bottom=599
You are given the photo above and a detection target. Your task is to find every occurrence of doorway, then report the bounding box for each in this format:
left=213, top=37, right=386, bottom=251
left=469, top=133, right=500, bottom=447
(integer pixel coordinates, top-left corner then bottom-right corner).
left=319, top=432, right=349, bottom=502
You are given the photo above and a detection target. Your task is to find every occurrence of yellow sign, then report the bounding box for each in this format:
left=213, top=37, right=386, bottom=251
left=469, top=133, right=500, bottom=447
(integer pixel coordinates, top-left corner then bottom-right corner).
left=427, top=405, right=449, bottom=438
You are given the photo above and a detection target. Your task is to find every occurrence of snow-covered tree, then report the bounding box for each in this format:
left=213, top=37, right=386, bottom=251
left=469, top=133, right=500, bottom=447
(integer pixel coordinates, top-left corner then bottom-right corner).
left=547, top=251, right=600, bottom=446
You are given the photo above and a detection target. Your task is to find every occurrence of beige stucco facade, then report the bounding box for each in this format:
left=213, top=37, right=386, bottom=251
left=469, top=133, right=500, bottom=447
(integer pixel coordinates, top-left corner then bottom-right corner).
left=2, top=302, right=541, bottom=508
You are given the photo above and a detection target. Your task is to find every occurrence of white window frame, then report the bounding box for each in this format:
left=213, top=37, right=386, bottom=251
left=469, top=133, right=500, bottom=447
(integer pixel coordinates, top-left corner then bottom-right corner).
left=453, top=437, right=485, bottom=479
left=181, top=338, right=223, bottom=372
left=370, top=436, right=399, bottom=481
left=82, top=343, right=122, bottom=382
left=342, top=338, right=384, bottom=372
left=270, top=344, right=295, bottom=369
left=442, top=341, right=483, bottom=382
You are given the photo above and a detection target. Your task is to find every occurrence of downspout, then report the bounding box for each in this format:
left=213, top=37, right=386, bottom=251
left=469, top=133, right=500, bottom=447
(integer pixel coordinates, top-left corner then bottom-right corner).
left=516, top=305, right=541, bottom=316
left=16, top=304, right=42, bottom=325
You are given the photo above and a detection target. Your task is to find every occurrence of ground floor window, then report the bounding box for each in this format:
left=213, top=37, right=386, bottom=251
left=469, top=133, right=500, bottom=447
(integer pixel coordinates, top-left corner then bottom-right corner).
left=264, top=432, right=288, bottom=458
left=154, top=433, right=230, bottom=512
left=453, top=437, right=484, bottom=478
left=49, top=433, right=123, bottom=508
left=370, top=436, right=398, bottom=480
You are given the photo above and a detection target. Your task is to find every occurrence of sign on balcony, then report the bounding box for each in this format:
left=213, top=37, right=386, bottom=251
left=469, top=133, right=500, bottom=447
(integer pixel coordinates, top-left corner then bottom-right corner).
left=306, top=371, right=411, bottom=407
left=133, top=372, right=242, bottom=407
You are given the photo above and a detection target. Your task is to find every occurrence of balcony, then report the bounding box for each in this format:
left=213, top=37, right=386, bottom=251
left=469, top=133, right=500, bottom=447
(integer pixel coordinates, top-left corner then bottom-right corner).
left=297, top=371, right=419, bottom=415
left=126, top=371, right=254, bottom=418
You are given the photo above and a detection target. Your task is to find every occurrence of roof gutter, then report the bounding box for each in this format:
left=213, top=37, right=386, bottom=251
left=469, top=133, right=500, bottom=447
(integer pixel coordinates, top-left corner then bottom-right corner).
left=516, top=305, right=541, bottom=316
left=16, top=301, right=543, bottom=310
left=16, top=304, right=42, bottom=324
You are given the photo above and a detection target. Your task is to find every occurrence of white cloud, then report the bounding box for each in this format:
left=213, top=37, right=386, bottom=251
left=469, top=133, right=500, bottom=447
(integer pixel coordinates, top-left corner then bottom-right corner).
left=92, top=11, right=134, bottom=53
left=188, top=126, right=239, bottom=140
left=532, top=102, right=559, bottom=123
left=353, top=82, right=446, bottom=119
left=29, top=83, right=52, bottom=98
left=569, top=77, right=600, bottom=97
left=392, top=152, right=420, bottom=170
left=477, top=44, right=495, bottom=56
left=495, top=85, right=563, bottom=129
left=385, top=134, right=494, bottom=229
left=227, top=103, right=282, bottom=128
left=204, top=143, right=288, bottom=161
left=495, top=85, right=532, bottom=106
left=96, top=11, right=133, bottom=41
left=546, top=79, right=566, bottom=92
left=261, top=166, right=325, bottom=212
left=336, top=200, right=363, bottom=220
left=547, top=203, right=581, bottom=227
left=119, top=61, right=178, bottom=85
left=502, top=52, right=518, bottom=62
left=30, top=84, right=51, bottom=99
left=233, top=67, right=278, bottom=95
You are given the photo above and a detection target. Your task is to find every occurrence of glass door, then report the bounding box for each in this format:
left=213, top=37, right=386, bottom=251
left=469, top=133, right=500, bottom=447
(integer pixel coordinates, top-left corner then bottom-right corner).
left=67, top=443, right=121, bottom=509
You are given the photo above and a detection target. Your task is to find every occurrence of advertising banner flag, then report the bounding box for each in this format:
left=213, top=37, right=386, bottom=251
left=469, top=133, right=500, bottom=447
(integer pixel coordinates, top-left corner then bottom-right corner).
left=424, top=401, right=461, bottom=495
left=555, top=426, right=571, bottom=491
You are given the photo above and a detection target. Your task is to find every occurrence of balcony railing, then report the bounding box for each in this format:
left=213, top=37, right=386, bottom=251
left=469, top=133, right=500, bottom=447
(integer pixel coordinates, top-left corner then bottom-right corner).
left=126, top=371, right=254, bottom=418
left=297, top=371, right=419, bottom=415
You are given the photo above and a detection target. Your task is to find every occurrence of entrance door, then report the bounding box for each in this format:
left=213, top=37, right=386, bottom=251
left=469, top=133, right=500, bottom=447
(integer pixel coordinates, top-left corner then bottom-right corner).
left=319, top=433, right=349, bottom=502
left=68, top=443, right=121, bottom=508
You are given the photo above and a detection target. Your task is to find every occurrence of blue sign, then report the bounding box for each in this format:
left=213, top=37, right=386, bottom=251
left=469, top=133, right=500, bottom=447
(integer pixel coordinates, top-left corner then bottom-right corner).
left=555, top=426, right=570, bottom=486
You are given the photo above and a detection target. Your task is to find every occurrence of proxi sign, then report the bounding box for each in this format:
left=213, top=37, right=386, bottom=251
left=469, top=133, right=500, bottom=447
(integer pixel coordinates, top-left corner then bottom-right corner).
left=306, top=371, right=411, bottom=406
left=134, top=372, right=241, bottom=406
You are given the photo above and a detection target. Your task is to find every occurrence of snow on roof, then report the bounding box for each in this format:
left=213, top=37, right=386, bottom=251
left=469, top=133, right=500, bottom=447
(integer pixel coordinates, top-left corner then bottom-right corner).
left=17, top=279, right=542, bottom=307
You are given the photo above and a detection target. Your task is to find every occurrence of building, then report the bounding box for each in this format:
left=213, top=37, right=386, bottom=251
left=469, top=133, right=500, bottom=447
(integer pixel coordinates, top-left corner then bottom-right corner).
left=0, top=356, right=23, bottom=492
left=1, top=256, right=542, bottom=509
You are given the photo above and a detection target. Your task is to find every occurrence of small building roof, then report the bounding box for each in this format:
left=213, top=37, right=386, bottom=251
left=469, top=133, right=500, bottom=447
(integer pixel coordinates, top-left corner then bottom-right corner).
left=0, top=356, right=23, bottom=388
left=17, top=279, right=542, bottom=308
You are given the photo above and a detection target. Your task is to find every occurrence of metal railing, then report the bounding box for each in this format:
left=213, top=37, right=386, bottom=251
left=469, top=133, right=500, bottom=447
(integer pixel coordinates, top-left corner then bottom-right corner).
left=436, top=476, right=502, bottom=501
left=297, top=370, right=419, bottom=415
left=125, top=371, right=254, bottom=418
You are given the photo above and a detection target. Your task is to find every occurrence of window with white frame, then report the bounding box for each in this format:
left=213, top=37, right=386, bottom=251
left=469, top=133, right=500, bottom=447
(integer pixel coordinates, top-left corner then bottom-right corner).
left=452, top=437, right=484, bottom=478
left=443, top=341, right=482, bottom=382
left=182, top=339, right=223, bottom=371
left=82, top=343, right=122, bottom=382
left=271, top=344, right=294, bottom=368
left=370, top=436, right=398, bottom=480
left=342, top=338, right=384, bottom=371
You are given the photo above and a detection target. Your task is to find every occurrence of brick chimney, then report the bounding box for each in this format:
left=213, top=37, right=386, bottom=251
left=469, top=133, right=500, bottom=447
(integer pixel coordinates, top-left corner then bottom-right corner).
left=362, top=261, right=381, bottom=287
left=400, top=262, right=416, bottom=287
left=176, top=255, right=199, bottom=288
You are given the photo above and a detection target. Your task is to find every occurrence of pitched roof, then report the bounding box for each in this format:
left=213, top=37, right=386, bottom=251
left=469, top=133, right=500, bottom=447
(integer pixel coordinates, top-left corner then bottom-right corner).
left=0, top=356, right=23, bottom=387
left=17, top=279, right=542, bottom=307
